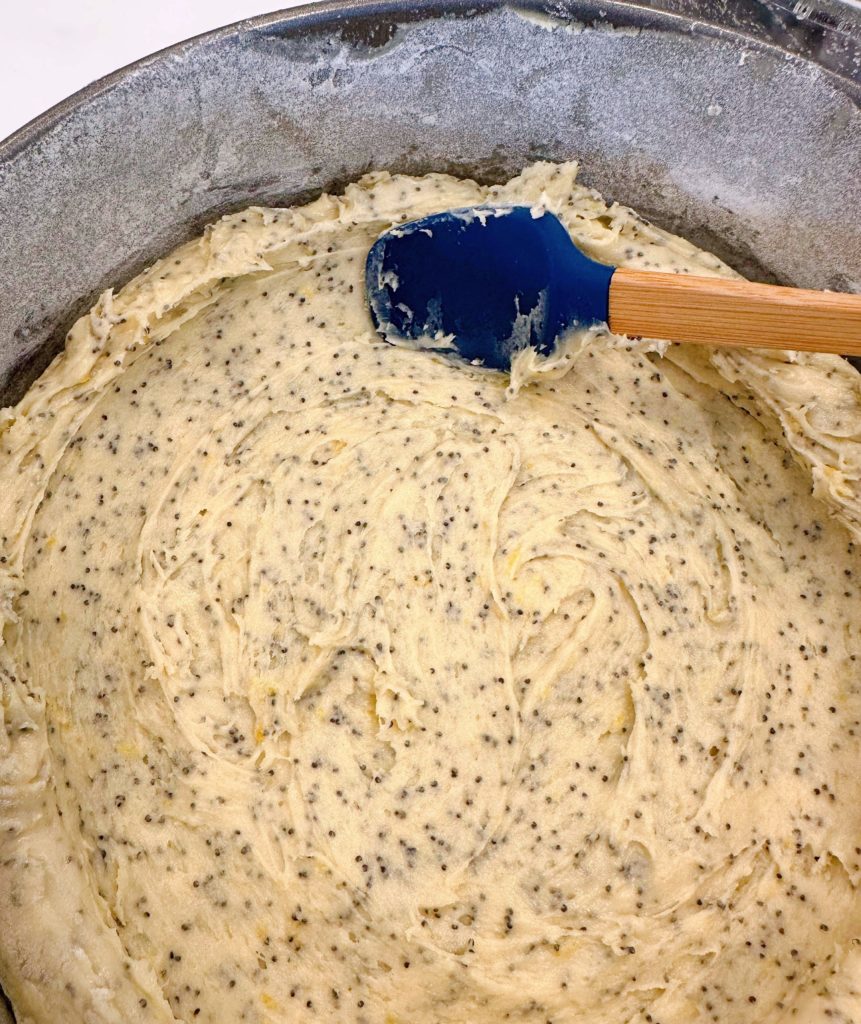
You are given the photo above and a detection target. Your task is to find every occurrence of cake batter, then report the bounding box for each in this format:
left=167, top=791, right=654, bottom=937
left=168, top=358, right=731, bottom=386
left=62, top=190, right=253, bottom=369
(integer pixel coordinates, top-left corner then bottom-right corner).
left=0, top=162, right=859, bottom=1023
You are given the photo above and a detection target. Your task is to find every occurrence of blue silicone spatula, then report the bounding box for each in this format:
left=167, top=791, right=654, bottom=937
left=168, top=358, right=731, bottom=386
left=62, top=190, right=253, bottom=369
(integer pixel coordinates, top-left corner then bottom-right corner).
left=365, top=206, right=861, bottom=369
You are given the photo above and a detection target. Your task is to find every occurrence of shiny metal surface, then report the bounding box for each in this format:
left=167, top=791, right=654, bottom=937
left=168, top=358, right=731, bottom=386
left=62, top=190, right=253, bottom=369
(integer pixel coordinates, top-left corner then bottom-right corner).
left=0, top=0, right=858, bottom=1019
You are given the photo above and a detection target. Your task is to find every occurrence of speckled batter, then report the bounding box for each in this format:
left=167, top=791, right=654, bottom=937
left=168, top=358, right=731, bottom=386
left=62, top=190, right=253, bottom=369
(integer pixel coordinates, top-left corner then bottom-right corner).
left=1, top=162, right=860, bottom=1024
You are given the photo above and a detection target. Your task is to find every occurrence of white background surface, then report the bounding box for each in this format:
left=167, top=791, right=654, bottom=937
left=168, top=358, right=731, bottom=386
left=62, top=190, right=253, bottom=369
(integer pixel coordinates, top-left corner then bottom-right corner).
left=2, top=1, right=307, bottom=143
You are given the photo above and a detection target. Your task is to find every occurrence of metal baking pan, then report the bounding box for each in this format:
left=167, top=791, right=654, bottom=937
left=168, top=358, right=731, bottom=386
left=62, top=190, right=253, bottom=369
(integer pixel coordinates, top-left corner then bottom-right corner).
left=0, top=1, right=858, bottom=1019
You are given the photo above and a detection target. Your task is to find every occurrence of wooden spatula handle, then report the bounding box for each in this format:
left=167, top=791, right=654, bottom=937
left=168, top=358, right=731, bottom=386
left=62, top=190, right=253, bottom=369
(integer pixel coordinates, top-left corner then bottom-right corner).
left=608, top=268, right=861, bottom=355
